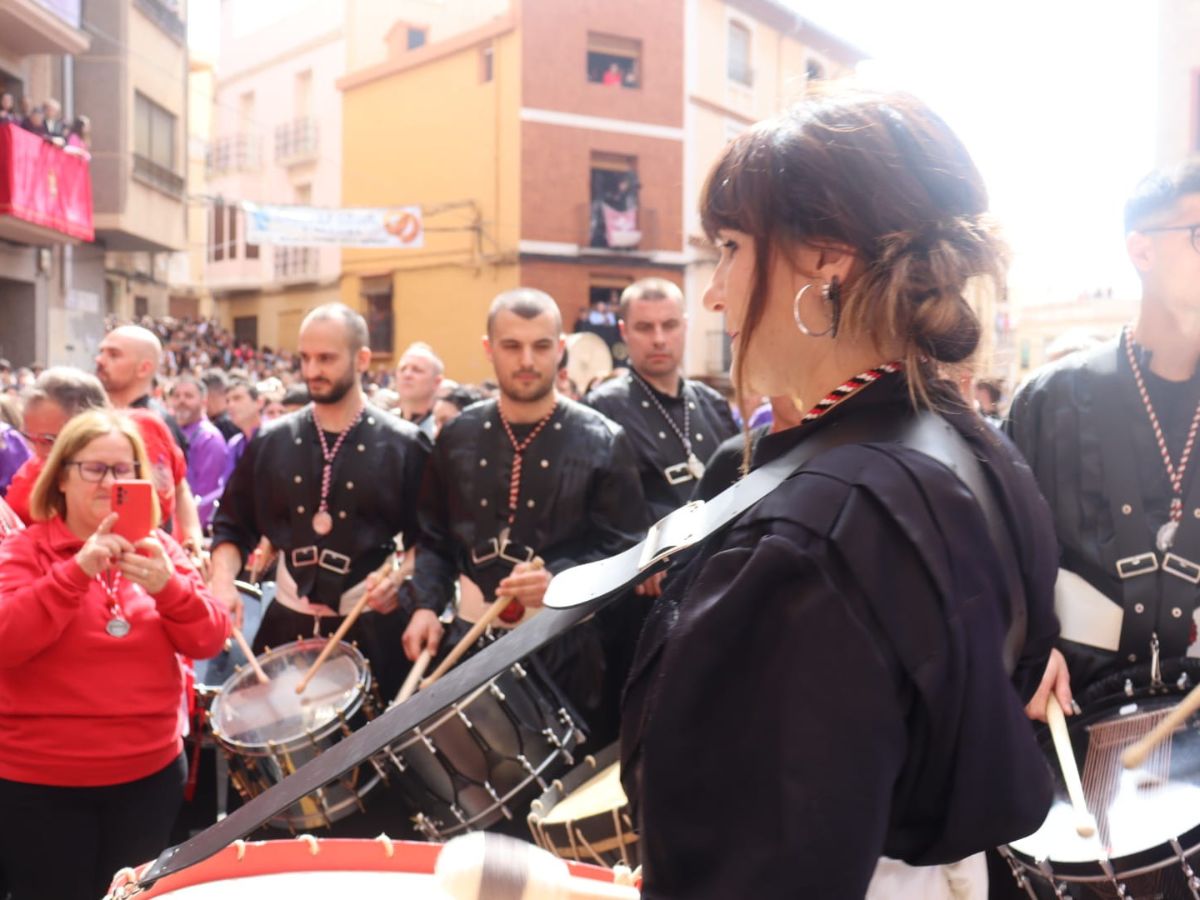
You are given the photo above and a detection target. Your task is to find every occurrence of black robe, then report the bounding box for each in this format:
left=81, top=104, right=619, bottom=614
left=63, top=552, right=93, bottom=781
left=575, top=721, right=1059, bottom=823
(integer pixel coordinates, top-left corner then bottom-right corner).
left=587, top=374, right=738, bottom=522
left=621, top=375, right=1058, bottom=899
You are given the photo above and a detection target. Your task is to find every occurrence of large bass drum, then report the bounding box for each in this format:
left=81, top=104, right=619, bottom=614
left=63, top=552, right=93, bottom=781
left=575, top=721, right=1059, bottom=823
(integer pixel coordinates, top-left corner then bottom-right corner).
left=1002, top=658, right=1200, bottom=898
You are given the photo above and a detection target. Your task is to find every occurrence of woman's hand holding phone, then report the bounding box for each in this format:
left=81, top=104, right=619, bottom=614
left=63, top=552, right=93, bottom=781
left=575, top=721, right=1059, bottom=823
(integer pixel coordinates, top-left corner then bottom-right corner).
left=117, top=538, right=174, bottom=595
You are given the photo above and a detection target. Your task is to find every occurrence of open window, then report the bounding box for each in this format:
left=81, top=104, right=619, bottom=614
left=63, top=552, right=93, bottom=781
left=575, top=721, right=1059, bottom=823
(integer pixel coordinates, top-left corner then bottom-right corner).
left=727, top=20, right=752, bottom=86
left=589, top=153, right=640, bottom=249
left=587, top=33, right=641, bottom=88
left=362, top=278, right=394, bottom=354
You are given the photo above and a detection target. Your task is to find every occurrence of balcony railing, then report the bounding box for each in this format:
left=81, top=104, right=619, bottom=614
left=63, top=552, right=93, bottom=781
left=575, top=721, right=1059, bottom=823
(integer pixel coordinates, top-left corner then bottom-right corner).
left=0, top=122, right=94, bottom=243
left=207, top=134, right=261, bottom=177
left=586, top=199, right=655, bottom=250
left=132, top=153, right=184, bottom=199
left=275, top=118, right=319, bottom=165
left=274, top=246, right=319, bottom=281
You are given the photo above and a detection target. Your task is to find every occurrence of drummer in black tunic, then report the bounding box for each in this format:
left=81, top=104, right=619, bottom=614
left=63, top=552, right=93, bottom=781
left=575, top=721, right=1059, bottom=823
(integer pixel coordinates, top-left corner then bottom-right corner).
left=209, top=303, right=430, bottom=699
left=1008, top=162, right=1200, bottom=694
left=621, top=88, right=1063, bottom=898
left=403, top=288, right=648, bottom=740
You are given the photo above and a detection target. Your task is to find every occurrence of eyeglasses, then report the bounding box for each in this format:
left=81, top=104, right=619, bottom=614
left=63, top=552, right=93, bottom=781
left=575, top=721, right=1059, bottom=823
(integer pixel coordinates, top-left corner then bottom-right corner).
left=20, top=431, right=58, bottom=449
left=1140, top=223, right=1200, bottom=253
left=64, top=461, right=141, bottom=482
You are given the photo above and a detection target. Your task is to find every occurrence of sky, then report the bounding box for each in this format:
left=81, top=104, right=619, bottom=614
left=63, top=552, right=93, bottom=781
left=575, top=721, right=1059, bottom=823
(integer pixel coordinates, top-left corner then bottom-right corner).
left=788, top=0, right=1160, bottom=304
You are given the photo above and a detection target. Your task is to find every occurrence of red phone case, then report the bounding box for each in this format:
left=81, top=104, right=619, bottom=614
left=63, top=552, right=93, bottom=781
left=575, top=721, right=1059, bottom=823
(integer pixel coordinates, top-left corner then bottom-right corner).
left=111, top=480, right=155, bottom=543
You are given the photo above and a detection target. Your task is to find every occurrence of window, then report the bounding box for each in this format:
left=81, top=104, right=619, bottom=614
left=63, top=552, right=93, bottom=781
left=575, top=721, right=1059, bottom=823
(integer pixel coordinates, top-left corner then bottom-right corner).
left=480, top=45, right=494, bottom=83
left=228, top=202, right=239, bottom=259
left=589, top=153, right=640, bottom=249
left=134, top=92, right=176, bottom=171
left=211, top=200, right=225, bottom=262
left=238, top=90, right=255, bottom=133
left=294, top=69, right=312, bottom=119
left=727, top=21, right=752, bottom=86
left=407, top=28, right=427, bottom=50
left=233, top=316, right=258, bottom=349
left=362, top=279, right=393, bottom=354
left=806, top=58, right=825, bottom=82
left=134, top=296, right=149, bottom=319
left=587, top=33, right=641, bottom=88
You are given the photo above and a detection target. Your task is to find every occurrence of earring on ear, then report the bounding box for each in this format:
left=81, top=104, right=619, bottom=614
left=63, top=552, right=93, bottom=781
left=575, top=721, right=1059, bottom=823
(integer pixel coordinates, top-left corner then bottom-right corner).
left=793, top=282, right=836, bottom=338
left=821, top=276, right=842, bottom=338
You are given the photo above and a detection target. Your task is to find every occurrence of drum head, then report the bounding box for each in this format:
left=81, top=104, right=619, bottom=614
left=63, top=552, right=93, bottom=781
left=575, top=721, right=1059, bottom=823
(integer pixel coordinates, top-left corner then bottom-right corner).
left=1009, top=690, right=1200, bottom=877
left=210, top=639, right=368, bottom=749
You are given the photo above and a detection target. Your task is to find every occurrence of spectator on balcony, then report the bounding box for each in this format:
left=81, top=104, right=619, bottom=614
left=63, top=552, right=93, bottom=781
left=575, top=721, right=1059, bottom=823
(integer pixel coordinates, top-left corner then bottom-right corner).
left=0, top=93, right=14, bottom=124
left=64, top=115, right=91, bottom=159
left=42, top=99, right=64, bottom=141
left=602, top=62, right=623, bottom=86
left=19, top=105, right=47, bottom=138
left=168, top=375, right=229, bottom=530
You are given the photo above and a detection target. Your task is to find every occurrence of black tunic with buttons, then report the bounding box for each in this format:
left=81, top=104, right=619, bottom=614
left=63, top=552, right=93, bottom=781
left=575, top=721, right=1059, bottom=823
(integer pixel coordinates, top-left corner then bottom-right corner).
left=587, top=374, right=738, bottom=522
left=621, top=375, right=1059, bottom=899
left=212, top=405, right=430, bottom=607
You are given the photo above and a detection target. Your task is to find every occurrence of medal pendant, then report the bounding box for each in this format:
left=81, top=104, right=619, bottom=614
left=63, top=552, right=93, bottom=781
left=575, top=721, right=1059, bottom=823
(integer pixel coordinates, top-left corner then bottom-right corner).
left=312, top=510, right=333, bottom=536
left=1158, top=519, right=1179, bottom=553
left=106, top=617, right=131, bottom=638
left=686, top=453, right=706, bottom=480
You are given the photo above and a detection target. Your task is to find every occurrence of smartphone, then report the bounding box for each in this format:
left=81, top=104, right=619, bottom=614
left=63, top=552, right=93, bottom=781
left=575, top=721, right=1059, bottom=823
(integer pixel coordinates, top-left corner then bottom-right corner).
left=111, top=480, right=155, bottom=543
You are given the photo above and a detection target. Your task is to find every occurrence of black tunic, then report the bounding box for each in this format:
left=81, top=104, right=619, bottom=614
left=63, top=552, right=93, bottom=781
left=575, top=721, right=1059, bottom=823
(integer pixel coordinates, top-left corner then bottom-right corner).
left=212, top=405, right=430, bottom=606
left=1006, top=338, right=1200, bottom=686
left=587, top=374, right=738, bottom=521
left=410, top=397, right=649, bottom=613
left=621, top=375, right=1058, bottom=899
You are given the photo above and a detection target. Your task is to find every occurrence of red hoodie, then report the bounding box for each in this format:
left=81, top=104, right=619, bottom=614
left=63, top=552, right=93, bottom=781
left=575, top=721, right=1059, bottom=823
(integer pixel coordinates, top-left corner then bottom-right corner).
left=0, top=518, right=229, bottom=785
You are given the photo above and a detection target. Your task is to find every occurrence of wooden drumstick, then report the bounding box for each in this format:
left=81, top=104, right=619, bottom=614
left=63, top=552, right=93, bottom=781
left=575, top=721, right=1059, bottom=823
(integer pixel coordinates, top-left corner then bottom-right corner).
left=295, top=589, right=374, bottom=694
left=422, top=558, right=544, bottom=689
left=436, top=832, right=639, bottom=900
left=1046, top=694, right=1096, bottom=838
left=393, top=648, right=432, bottom=705
left=232, top=627, right=268, bottom=684
left=421, top=594, right=515, bottom=689
left=1121, top=680, right=1200, bottom=770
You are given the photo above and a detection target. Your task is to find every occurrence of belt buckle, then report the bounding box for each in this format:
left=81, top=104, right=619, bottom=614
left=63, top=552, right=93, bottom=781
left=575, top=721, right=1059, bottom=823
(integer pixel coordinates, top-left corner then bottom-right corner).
left=638, top=500, right=704, bottom=572
left=318, top=549, right=352, bottom=575
left=1116, top=551, right=1159, bottom=579
left=471, top=538, right=500, bottom=565
left=498, top=540, right=535, bottom=566
left=663, top=462, right=694, bottom=486
left=291, top=546, right=318, bottom=567
left=1163, top=552, right=1200, bottom=584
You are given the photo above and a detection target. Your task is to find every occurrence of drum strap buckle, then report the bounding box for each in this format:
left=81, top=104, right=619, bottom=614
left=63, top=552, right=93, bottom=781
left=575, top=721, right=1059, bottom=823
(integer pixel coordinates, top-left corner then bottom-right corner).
left=471, top=538, right=500, bottom=565
left=638, top=501, right=704, bottom=572
left=1116, top=551, right=1159, bottom=579
left=1163, top=552, right=1200, bottom=584
left=291, top=546, right=319, bottom=568
left=663, top=462, right=695, bottom=486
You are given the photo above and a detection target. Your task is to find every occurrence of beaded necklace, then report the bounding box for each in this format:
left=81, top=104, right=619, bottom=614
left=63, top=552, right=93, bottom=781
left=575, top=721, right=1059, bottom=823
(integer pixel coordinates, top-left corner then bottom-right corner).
left=799, top=361, right=905, bottom=424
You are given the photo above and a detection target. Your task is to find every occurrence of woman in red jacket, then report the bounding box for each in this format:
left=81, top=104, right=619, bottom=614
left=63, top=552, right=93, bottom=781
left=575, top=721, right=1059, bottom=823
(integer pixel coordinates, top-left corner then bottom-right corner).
left=0, top=409, right=229, bottom=900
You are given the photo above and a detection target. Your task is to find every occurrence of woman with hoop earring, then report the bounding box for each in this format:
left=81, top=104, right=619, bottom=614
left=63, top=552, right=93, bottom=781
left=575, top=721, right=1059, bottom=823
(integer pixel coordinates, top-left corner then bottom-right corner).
left=619, top=86, right=1068, bottom=898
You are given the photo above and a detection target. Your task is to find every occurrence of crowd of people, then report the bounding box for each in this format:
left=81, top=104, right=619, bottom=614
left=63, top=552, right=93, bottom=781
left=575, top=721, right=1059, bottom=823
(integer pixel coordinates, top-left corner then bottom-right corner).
left=0, top=90, right=91, bottom=158
left=1, top=82, right=1199, bottom=900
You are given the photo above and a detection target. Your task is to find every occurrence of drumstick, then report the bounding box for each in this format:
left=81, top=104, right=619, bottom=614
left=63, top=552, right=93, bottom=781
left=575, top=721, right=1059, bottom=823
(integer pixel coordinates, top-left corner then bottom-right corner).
left=1121, top=680, right=1200, bottom=769
left=232, top=627, right=267, bottom=684
left=1046, top=694, right=1096, bottom=838
left=422, top=558, right=544, bottom=689
left=436, top=832, right=639, bottom=900
left=295, top=589, right=373, bottom=694
left=393, top=648, right=432, bottom=705
left=421, top=595, right=515, bottom=689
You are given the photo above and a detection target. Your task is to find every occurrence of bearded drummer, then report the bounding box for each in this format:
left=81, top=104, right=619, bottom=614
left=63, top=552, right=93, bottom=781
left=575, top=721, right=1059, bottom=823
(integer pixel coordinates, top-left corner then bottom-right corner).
left=209, top=303, right=430, bottom=699
left=403, top=289, right=649, bottom=746
left=1008, top=162, right=1200, bottom=692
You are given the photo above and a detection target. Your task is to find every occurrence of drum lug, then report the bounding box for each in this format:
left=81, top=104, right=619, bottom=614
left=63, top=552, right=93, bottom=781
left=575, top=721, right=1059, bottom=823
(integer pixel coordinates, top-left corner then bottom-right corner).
left=450, top=803, right=469, bottom=826
left=489, top=681, right=507, bottom=702
left=512, top=662, right=528, bottom=679
left=1180, top=672, right=1192, bottom=692
left=1035, top=859, right=1069, bottom=900
left=996, top=845, right=1039, bottom=899
left=1099, top=858, right=1130, bottom=898
left=456, top=707, right=476, bottom=730
left=418, top=729, right=437, bottom=754
left=1124, top=678, right=1135, bottom=697
left=1170, top=837, right=1200, bottom=899
left=412, top=812, right=441, bottom=841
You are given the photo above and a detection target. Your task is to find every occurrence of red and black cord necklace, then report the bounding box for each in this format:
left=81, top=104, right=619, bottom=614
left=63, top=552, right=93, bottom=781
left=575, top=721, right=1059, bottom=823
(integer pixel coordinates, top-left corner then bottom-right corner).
left=496, top=400, right=559, bottom=527
left=1123, top=327, right=1200, bottom=551
left=799, top=361, right=905, bottom=424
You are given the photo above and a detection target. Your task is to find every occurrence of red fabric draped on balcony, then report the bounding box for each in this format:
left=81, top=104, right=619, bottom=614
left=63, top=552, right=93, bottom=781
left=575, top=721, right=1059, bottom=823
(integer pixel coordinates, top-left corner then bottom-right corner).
left=0, top=122, right=94, bottom=242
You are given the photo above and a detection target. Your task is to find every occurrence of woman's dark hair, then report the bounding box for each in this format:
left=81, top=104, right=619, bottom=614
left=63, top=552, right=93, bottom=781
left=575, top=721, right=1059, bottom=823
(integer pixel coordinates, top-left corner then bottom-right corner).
left=700, top=85, right=1007, bottom=409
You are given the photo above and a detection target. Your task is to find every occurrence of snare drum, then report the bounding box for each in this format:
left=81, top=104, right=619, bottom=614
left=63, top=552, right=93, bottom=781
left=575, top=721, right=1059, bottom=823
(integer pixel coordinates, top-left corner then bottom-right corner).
left=385, top=660, right=584, bottom=841
left=105, top=836, right=629, bottom=899
left=528, top=743, right=639, bottom=868
left=1002, top=659, right=1200, bottom=898
left=208, top=638, right=383, bottom=831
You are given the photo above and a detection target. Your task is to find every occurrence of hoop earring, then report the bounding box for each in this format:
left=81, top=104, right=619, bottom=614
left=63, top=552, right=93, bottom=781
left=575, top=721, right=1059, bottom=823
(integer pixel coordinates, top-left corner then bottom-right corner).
left=793, top=283, right=835, bottom=338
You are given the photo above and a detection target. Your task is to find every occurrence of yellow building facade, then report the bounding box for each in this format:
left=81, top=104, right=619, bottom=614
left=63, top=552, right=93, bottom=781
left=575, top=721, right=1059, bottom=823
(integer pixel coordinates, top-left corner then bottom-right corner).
left=338, top=16, right=521, bottom=383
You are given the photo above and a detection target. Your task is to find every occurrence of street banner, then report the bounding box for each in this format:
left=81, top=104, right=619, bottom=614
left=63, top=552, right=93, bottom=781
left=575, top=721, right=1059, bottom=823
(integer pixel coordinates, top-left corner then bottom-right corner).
left=0, top=123, right=94, bottom=242
left=243, top=201, right=424, bottom=248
